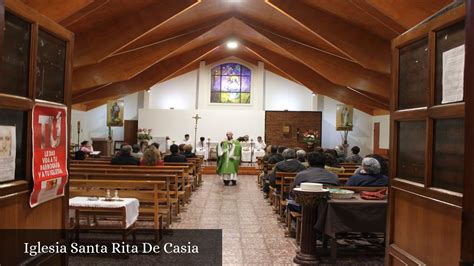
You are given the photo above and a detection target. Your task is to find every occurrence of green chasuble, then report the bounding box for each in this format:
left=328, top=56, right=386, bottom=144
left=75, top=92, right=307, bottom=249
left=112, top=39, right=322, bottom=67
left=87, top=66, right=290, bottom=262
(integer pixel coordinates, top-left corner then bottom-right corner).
left=216, top=139, right=241, bottom=175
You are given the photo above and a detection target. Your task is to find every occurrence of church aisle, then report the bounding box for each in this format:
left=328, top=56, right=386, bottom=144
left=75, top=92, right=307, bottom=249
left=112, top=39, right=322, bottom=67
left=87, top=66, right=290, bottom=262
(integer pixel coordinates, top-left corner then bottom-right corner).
left=172, top=175, right=297, bottom=265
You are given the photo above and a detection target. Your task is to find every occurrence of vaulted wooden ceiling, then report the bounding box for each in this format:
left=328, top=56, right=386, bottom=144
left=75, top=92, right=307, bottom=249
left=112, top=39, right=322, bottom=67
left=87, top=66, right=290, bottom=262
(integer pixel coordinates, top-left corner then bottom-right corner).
left=21, top=0, right=453, bottom=114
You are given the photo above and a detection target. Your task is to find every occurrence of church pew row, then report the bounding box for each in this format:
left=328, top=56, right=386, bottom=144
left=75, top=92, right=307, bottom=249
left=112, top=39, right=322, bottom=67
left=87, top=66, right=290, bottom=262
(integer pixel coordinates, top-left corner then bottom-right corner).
left=69, top=179, right=169, bottom=232
left=69, top=167, right=184, bottom=214
left=70, top=160, right=199, bottom=201
left=69, top=164, right=191, bottom=203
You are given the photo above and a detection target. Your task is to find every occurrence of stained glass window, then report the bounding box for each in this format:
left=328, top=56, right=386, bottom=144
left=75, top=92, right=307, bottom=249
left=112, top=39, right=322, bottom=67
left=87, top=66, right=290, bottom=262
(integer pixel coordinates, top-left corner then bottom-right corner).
left=210, top=63, right=251, bottom=103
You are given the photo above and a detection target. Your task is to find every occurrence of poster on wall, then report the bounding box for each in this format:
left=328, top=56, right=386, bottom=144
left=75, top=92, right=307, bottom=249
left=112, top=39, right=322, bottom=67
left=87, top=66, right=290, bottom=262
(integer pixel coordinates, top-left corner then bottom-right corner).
left=336, top=104, right=353, bottom=131
left=442, top=45, right=465, bottom=104
left=0, top=126, right=16, bottom=182
left=107, top=100, right=124, bottom=127
left=30, top=104, right=68, bottom=208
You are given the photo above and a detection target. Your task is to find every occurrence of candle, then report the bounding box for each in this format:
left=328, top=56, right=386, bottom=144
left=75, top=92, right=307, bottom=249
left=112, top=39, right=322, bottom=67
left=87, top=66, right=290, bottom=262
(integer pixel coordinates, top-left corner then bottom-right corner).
left=77, top=121, right=81, bottom=131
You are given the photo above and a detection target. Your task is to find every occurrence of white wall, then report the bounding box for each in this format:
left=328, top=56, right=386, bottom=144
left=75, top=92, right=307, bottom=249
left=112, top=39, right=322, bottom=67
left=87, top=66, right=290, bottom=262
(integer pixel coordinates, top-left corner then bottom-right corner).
left=320, top=96, right=373, bottom=156
left=149, top=70, right=197, bottom=109
left=72, top=92, right=140, bottom=143
left=373, top=115, right=390, bottom=149
left=139, top=109, right=265, bottom=144
left=264, top=70, right=314, bottom=111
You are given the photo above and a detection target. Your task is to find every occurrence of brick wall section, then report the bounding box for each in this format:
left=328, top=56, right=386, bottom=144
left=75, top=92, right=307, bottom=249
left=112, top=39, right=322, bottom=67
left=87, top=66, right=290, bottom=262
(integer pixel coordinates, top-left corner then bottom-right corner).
left=265, top=111, right=322, bottom=150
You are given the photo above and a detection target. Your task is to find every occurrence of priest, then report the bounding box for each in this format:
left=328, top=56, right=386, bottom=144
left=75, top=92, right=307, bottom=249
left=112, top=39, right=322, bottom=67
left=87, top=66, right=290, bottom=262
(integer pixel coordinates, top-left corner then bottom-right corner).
left=217, top=131, right=241, bottom=186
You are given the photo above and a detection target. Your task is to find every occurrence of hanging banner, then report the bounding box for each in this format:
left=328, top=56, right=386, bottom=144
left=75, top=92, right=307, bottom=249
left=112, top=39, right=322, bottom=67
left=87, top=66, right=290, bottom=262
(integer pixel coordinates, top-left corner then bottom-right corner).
left=30, top=104, right=68, bottom=208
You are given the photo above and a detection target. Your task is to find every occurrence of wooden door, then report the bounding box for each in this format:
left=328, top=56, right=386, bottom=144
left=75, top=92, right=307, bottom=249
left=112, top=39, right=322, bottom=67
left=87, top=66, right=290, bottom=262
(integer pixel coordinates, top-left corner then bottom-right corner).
left=124, top=120, right=138, bottom=145
left=373, top=122, right=388, bottom=156
left=387, top=3, right=465, bottom=265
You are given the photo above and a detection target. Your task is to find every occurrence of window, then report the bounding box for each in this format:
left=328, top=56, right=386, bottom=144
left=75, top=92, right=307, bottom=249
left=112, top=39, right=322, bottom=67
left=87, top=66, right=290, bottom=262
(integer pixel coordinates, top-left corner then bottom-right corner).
left=210, top=63, right=251, bottom=104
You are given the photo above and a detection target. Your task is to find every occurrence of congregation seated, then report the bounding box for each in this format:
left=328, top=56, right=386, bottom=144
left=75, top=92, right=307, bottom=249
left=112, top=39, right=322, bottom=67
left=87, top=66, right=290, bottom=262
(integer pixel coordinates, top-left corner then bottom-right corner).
left=131, top=144, right=143, bottom=159
left=334, top=145, right=347, bottom=163
left=141, top=145, right=163, bottom=166
left=265, top=148, right=306, bottom=195
left=353, top=154, right=389, bottom=176
left=324, top=153, right=345, bottom=174
left=346, top=157, right=388, bottom=186
left=182, top=144, right=196, bottom=158
left=164, top=144, right=187, bottom=163
left=296, top=149, right=308, bottom=167
left=288, top=152, right=339, bottom=213
left=111, top=145, right=140, bottom=165
left=345, top=146, right=363, bottom=164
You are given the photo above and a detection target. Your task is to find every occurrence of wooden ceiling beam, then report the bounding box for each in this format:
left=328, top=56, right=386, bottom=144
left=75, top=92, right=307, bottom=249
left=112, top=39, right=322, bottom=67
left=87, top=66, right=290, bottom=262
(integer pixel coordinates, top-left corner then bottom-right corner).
left=21, top=0, right=94, bottom=22
left=73, top=0, right=200, bottom=68
left=242, top=40, right=388, bottom=113
left=72, top=41, right=220, bottom=104
left=72, top=23, right=216, bottom=91
left=363, top=0, right=453, bottom=29
left=60, top=0, right=109, bottom=27
left=266, top=0, right=391, bottom=74
left=349, top=0, right=406, bottom=35
left=243, top=20, right=390, bottom=101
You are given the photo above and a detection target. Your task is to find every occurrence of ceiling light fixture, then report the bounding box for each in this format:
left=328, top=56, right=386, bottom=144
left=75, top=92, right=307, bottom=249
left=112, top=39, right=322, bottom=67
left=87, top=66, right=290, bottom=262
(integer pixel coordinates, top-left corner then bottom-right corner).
left=226, top=41, right=238, bottom=49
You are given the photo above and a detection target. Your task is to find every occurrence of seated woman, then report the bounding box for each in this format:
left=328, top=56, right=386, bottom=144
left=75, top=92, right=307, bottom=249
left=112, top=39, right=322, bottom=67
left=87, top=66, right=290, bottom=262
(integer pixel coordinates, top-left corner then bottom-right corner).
left=324, top=152, right=345, bottom=174
left=141, top=145, right=163, bottom=166
left=346, top=157, right=388, bottom=186
left=79, top=140, right=94, bottom=155
left=182, top=144, right=196, bottom=158
left=345, top=146, right=363, bottom=164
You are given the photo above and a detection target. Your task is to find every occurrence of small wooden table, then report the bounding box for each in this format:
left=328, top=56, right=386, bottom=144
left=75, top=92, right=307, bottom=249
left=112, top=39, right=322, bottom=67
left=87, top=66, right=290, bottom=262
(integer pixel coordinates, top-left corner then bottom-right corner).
left=292, top=189, right=329, bottom=265
left=69, top=197, right=139, bottom=241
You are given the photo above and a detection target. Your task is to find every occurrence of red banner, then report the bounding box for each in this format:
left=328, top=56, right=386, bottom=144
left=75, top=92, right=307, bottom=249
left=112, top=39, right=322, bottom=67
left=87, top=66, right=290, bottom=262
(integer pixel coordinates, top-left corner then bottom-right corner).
left=30, top=104, right=68, bottom=208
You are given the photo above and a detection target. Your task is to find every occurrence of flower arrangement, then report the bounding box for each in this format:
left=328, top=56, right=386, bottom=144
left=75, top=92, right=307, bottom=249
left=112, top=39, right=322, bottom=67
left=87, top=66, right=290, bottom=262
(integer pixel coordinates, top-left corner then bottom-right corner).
left=137, top=128, right=153, bottom=141
left=302, top=130, right=320, bottom=145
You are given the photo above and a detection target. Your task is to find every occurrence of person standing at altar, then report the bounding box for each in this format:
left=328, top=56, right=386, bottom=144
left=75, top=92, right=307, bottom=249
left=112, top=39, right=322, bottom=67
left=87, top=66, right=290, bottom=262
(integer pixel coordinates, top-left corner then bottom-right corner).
left=254, top=136, right=266, bottom=151
left=217, top=131, right=241, bottom=186
left=182, top=134, right=192, bottom=145
left=196, top=137, right=208, bottom=160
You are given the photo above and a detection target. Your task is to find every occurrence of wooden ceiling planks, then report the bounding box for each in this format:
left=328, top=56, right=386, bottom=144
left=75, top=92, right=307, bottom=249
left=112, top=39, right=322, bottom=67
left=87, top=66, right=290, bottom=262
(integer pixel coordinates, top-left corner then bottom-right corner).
left=18, top=0, right=454, bottom=112
left=267, top=0, right=391, bottom=74
left=243, top=40, right=388, bottom=114
left=244, top=21, right=390, bottom=101
left=72, top=41, right=221, bottom=104
left=71, top=0, right=200, bottom=68
left=72, top=23, right=217, bottom=91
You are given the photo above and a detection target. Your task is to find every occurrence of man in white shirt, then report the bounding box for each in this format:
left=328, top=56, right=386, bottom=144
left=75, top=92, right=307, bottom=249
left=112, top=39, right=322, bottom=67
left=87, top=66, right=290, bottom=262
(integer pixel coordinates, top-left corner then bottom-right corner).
left=253, top=136, right=266, bottom=162
left=182, top=134, right=192, bottom=145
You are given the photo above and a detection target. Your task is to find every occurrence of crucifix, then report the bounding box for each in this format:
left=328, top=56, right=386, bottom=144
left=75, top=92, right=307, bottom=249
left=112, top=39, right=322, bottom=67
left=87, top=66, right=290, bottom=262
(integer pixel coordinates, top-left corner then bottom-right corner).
left=192, top=114, right=202, bottom=152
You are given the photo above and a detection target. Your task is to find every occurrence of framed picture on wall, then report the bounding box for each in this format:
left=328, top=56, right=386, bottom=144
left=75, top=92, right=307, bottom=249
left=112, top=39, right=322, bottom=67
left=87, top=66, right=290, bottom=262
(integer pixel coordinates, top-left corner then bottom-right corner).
left=107, top=100, right=124, bottom=127
left=336, top=104, right=353, bottom=131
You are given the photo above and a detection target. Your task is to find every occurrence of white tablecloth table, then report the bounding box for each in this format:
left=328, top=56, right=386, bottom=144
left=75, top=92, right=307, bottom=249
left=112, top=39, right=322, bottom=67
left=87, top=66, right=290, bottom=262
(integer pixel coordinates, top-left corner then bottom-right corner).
left=69, top=196, right=139, bottom=229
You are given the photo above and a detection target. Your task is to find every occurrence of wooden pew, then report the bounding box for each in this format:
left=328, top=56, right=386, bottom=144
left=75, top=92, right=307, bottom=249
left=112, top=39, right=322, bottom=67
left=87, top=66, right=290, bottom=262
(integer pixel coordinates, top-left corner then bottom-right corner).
left=69, top=162, right=192, bottom=205
left=69, top=179, right=169, bottom=232
left=69, top=172, right=175, bottom=226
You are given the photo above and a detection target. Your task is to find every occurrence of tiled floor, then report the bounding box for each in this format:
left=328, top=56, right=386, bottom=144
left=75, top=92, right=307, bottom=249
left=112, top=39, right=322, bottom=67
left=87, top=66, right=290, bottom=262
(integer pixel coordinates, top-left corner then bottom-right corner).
left=172, top=174, right=297, bottom=265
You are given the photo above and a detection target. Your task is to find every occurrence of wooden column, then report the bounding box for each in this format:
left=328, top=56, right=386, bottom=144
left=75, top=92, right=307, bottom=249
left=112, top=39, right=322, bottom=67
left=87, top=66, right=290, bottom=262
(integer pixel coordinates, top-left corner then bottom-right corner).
left=462, top=0, right=474, bottom=264
left=292, top=190, right=328, bottom=265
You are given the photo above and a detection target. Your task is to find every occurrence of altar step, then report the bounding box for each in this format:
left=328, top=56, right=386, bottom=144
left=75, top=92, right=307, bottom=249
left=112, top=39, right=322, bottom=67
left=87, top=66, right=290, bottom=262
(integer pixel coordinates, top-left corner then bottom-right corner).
left=202, top=165, right=259, bottom=175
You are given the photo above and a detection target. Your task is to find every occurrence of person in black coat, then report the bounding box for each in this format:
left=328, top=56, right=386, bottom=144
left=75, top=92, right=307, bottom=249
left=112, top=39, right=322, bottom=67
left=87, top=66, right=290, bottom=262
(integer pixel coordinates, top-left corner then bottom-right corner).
left=164, top=144, right=187, bottom=163
left=111, top=145, right=140, bottom=165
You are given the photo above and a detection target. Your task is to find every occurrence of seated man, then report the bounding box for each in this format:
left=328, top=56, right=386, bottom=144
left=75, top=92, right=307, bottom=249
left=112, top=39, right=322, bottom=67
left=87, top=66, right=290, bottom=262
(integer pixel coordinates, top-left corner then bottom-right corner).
left=131, top=144, right=143, bottom=159
left=111, top=145, right=140, bottom=165
left=346, top=157, right=388, bottom=186
left=164, top=144, right=187, bottom=163
left=264, top=148, right=306, bottom=197
left=345, top=146, right=363, bottom=164
left=268, top=146, right=284, bottom=164
left=296, top=149, right=308, bottom=168
left=324, top=153, right=345, bottom=174
left=288, top=152, right=339, bottom=213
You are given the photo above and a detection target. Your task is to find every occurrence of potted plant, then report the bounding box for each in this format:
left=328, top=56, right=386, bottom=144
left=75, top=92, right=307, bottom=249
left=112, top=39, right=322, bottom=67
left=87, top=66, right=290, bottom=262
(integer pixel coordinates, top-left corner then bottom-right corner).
left=302, top=130, right=321, bottom=151
left=137, top=128, right=153, bottom=141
